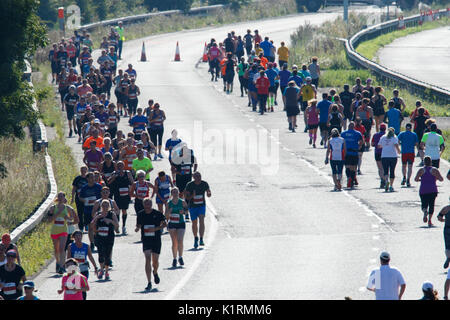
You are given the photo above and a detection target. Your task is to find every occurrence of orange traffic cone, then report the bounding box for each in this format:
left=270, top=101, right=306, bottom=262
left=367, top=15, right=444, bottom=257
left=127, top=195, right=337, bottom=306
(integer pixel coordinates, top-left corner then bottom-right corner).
left=174, top=42, right=181, bottom=61
left=141, top=42, right=147, bottom=62
left=202, top=42, right=208, bottom=62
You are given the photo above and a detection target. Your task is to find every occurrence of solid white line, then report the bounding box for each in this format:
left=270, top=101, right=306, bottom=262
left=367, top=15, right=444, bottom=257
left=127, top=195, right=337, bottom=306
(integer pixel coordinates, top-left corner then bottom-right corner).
left=164, top=199, right=219, bottom=300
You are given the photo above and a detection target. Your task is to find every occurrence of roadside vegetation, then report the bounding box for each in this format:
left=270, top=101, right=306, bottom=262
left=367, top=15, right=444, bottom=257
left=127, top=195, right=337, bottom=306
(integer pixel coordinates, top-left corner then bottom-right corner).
left=289, top=13, right=449, bottom=117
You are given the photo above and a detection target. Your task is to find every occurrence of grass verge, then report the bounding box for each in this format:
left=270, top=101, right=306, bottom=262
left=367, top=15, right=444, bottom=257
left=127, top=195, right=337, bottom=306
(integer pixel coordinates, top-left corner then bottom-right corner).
left=15, top=64, right=78, bottom=277
left=289, top=13, right=449, bottom=117
left=442, top=130, right=450, bottom=162
left=356, top=17, right=450, bottom=61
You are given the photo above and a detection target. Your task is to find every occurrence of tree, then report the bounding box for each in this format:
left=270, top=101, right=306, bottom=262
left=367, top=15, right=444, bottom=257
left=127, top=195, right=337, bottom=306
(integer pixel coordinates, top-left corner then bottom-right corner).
left=37, top=0, right=56, bottom=26
left=144, top=0, right=193, bottom=12
left=96, top=0, right=108, bottom=21
left=0, top=1, right=47, bottom=136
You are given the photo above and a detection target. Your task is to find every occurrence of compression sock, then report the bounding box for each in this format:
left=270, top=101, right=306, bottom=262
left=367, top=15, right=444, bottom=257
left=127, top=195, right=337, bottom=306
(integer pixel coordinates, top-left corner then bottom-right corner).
left=313, top=134, right=317, bottom=143
left=122, top=214, right=127, bottom=227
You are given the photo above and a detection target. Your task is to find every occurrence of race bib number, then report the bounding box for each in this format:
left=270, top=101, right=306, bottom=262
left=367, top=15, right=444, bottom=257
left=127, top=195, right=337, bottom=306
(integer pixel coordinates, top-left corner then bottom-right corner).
left=98, top=226, right=109, bottom=237
left=119, top=187, right=129, bottom=196
left=143, top=225, right=155, bottom=237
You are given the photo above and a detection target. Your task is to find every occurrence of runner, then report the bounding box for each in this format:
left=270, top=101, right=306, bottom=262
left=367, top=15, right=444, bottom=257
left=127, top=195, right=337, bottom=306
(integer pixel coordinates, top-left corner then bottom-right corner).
left=437, top=205, right=450, bottom=269
left=91, top=200, right=119, bottom=280
left=325, top=128, right=346, bottom=191
left=384, top=101, right=401, bottom=135
left=79, top=172, right=103, bottom=251
left=165, top=129, right=182, bottom=182
left=63, top=85, right=79, bottom=138
left=371, top=123, right=387, bottom=188
left=255, top=69, right=270, bottom=115
left=165, top=188, right=188, bottom=268
left=71, top=166, right=88, bottom=230
left=300, top=77, right=317, bottom=132
left=57, top=258, right=89, bottom=300
left=135, top=198, right=167, bottom=291
left=67, top=230, right=97, bottom=300
left=411, top=106, right=428, bottom=166
left=341, top=122, right=363, bottom=189
left=130, top=107, right=148, bottom=141
left=354, top=118, right=366, bottom=176
left=415, top=156, right=444, bottom=227
left=246, top=63, right=259, bottom=110
left=173, top=145, right=197, bottom=215
left=119, top=73, right=131, bottom=117
left=57, top=69, right=69, bottom=109
left=208, top=42, right=221, bottom=82
left=17, top=281, right=39, bottom=300
left=108, top=161, right=134, bottom=235
left=153, top=171, right=174, bottom=213
left=99, top=152, right=116, bottom=186
left=48, top=192, right=78, bottom=274
left=126, top=78, right=140, bottom=117
left=355, top=98, right=374, bottom=150
left=125, top=64, right=137, bottom=79
left=317, top=93, right=332, bottom=148
left=265, top=63, right=279, bottom=111
left=0, top=250, right=26, bottom=300
left=185, top=172, right=211, bottom=249
left=148, top=103, right=166, bottom=160
left=120, top=137, right=138, bottom=171
left=372, top=86, right=387, bottom=132
left=78, top=46, right=91, bottom=77
left=83, top=140, right=104, bottom=172
left=398, top=124, right=419, bottom=187
left=224, top=52, right=236, bottom=94
left=363, top=78, right=375, bottom=98
left=420, top=123, right=445, bottom=168
left=131, top=170, right=154, bottom=216
left=243, top=30, right=253, bottom=56
left=378, top=128, right=401, bottom=192
left=0, top=244, right=6, bottom=267
left=132, top=148, right=153, bottom=181
left=308, top=57, right=320, bottom=88
left=237, top=57, right=248, bottom=97
left=306, top=99, right=319, bottom=145
left=277, top=42, right=289, bottom=67
left=327, top=104, right=343, bottom=134
left=75, top=97, right=89, bottom=142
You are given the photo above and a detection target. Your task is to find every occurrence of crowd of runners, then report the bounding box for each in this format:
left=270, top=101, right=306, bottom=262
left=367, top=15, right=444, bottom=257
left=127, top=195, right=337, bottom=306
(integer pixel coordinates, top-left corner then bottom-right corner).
left=206, top=29, right=450, bottom=300
left=0, top=23, right=449, bottom=301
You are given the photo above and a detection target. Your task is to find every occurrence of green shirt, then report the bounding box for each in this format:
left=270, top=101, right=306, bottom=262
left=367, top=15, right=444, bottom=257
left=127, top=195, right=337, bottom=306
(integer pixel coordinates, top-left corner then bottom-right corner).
left=168, top=199, right=185, bottom=224
left=132, top=157, right=153, bottom=179
left=115, top=26, right=125, bottom=41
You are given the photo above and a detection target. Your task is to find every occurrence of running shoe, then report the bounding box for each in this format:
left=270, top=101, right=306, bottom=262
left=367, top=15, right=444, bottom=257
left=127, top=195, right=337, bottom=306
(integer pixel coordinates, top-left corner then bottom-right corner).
left=97, top=269, right=104, bottom=280
left=309, top=137, right=312, bottom=145
left=153, top=154, right=158, bottom=161
left=347, top=178, right=352, bottom=188
left=69, top=129, right=72, bottom=137
left=384, top=181, right=389, bottom=192
left=389, top=186, right=394, bottom=192
left=423, top=210, right=428, bottom=223
left=157, top=153, right=163, bottom=159
left=153, top=272, right=160, bottom=284
left=199, top=238, right=205, bottom=246
left=428, top=220, right=433, bottom=227
left=248, top=102, right=251, bottom=107
left=271, top=107, right=274, bottom=112
left=320, top=139, right=323, bottom=146
left=313, top=144, right=316, bottom=148
left=194, top=237, right=199, bottom=249
left=105, top=272, right=110, bottom=281
left=289, top=123, right=292, bottom=131
left=357, top=169, right=361, bottom=175
left=406, top=180, right=411, bottom=187
left=145, top=282, right=152, bottom=291
left=444, top=258, right=450, bottom=269
left=185, top=214, right=190, bottom=222
left=380, top=179, right=385, bottom=189
left=334, top=186, right=338, bottom=191
left=353, top=177, right=358, bottom=186
left=304, top=128, right=307, bottom=133
left=178, top=257, right=184, bottom=266
left=74, top=127, right=78, bottom=135
left=295, top=124, right=298, bottom=128
left=56, top=263, right=60, bottom=273
left=337, top=181, right=342, bottom=191
left=223, top=86, right=226, bottom=91
left=122, top=226, right=127, bottom=235
left=172, top=259, right=177, bottom=268
left=78, top=136, right=82, bottom=143
left=401, top=177, right=406, bottom=186
left=241, top=93, right=244, bottom=97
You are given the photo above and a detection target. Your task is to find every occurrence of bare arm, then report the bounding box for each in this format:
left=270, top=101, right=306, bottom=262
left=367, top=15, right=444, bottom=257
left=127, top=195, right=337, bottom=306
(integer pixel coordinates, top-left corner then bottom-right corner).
left=414, top=168, right=424, bottom=182
left=398, top=284, right=406, bottom=300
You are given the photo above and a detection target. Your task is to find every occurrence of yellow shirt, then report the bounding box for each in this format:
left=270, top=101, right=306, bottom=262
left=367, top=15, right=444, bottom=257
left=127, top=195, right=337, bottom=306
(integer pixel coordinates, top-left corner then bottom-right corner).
left=277, top=46, right=289, bottom=61
left=301, top=84, right=315, bottom=101
left=255, top=47, right=263, bottom=56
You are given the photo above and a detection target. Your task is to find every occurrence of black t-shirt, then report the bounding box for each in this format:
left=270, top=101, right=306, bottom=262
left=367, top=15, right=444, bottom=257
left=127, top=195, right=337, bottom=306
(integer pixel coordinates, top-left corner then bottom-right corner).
left=185, top=180, right=210, bottom=208
left=137, top=209, right=166, bottom=241
left=339, top=91, right=354, bottom=111
left=72, top=175, right=88, bottom=199
left=94, top=211, right=115, bottom=242
left=0, top=264, right=25, bottom=300
left=64, top=93, right=79, bottom=107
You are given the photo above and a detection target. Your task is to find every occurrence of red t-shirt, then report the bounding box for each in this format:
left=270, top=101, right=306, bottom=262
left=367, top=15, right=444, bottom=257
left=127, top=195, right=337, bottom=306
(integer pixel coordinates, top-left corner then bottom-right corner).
left=256, top=76, right=270, bottom=95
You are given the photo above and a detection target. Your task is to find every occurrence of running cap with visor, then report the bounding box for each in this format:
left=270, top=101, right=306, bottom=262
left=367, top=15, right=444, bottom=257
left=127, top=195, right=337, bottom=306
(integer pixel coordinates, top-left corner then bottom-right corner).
left=380, top=251, right=390, bottom=260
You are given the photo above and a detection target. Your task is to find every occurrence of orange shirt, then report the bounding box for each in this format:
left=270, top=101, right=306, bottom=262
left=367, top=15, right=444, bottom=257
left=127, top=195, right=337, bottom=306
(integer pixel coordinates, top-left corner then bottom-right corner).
left=83, top=136, right=104, bottom=150
left=220, top=58, right=227, bottom=75
left=260, top=56, right=268, bottom=69
left=122, top=146, right=137, bottom=171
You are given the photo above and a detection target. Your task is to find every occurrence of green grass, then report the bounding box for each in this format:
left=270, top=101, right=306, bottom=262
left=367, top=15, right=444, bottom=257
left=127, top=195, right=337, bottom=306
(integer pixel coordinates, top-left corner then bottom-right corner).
left=442, top=129, right=450, bottom=162
left=356, top=17, right=450, bottom=61
left=14, top=64, right=79, bottom=277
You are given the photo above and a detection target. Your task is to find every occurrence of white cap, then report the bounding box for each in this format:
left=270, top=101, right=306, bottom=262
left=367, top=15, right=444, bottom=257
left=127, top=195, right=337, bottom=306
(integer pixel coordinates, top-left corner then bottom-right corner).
left=380, top=251, right=390, bottom=260
left=94, top=119, right=100, bottom=124
left=422, top=281, right=433, bottom=291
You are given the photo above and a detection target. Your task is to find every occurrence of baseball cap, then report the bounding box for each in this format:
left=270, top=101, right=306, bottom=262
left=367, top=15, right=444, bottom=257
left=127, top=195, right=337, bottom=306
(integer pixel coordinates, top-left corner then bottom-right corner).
left=292, top=64, right=298, bottom=69
left=1, top=233, right=11, bottom=245
left=306, top=76, right=312, bottom=81
left=6, top=250, right=17, bottom=258
left=422, top=281, right=433, bottom=291
left=380, top=123, right=387, bottom=130
left=380, top=251, right=390, bottom=260
left=94, top=119, right=100, bottom=124
left=23, top=281, right=35, bottom=289
left=86, top=106, right=92, bottom=111
left=136, top=141, right=143, bottom=145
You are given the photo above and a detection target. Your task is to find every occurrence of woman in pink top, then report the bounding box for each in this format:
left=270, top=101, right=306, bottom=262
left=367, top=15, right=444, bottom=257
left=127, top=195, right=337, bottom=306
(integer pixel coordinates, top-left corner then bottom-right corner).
left=306, top=99, right=320, bottom=148
left=58, top=259, right=89, bottom=300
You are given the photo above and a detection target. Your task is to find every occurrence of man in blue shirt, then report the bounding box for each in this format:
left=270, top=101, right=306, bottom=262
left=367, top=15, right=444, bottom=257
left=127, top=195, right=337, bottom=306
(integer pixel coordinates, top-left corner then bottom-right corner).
left=129, top=107, right=148, bottom=140
left=341, top=122, right=363, bottom=188
left=259, top=37, right=274, bottom=60
left=265, top=63, right=279, bottom=112
left=398, top=123, right=419, bottom=187
left=384, top=101, right=401, bottom=135
left=317, top=93, right=332, bottom=148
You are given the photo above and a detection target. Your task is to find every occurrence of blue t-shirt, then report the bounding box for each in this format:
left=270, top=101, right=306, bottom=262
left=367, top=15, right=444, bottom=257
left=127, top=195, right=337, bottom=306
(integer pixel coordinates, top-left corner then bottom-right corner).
left=317, top=99, right=332, bottom=123
left=265, top=68, right=278, bottom=87
left=80, top=183, right=102, bottom=215
left=278, top=70, right=292, bottom=86
left=300, top=70, right=311, bottom=78
left=386, top=108, right=401, bottom=134
left=398, top=130, right=418, bottom=154
left=273, top=67, right=280, bottom=83
left=165, top=138, right=182, bottom=160
left=259, top=40, right=273, bottom=57
left=129, top=115, right=148, bottom=133
left=288, top=75, right=303, bottom=87
left=341, top=129, right=363, bottom=156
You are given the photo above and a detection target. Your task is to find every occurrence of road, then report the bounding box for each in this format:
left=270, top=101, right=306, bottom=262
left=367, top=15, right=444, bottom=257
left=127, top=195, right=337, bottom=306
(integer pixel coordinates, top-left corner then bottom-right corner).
left=33, top=7, right=450, bottom=300
left=377, top=26, right=450, bottom=92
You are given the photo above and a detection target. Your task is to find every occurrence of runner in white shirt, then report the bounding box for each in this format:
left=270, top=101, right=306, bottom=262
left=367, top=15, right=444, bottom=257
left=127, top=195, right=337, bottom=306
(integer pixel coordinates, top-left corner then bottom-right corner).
left=378, top=128, right=401, bottom=192
left=325, top=128, right=346, bottom=191
left=367, top=251, right=406, bottom=300
left=420, top=123, right=445, bottom=168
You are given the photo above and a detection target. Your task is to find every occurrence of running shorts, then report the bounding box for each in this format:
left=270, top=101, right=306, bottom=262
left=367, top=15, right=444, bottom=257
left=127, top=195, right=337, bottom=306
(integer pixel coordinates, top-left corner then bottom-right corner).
left=375, top=152, right=382, bottom=162
left=307, top=123, right=318, bottom=130
left=330, top=160, right=344, bottom=175
left=319, top=123, right=329, bottom=133
left=51, top=232, right=68, bottom=240
left=269, top=86, right=277, bottom=94
left=142, top=239, right=162, bottom=254
left=432, top=159, right=440, bottom=169
left=168, top=222, right=186, bottom=230
left=401, top=153, right=415, bottom=164
left=345, top=155, right=359, bottom=166
left=66, top=107, right=75, bottom=120
left=189, top=206, right=206, bottom=221
left=114, top=194, right=130, bottom=210
left=301, top=101, right=308, bottom=111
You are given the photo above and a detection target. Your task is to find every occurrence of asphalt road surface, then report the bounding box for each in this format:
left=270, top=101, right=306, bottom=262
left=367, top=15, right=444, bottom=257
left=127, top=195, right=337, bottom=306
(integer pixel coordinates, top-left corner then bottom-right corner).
left=33, top=7, right=450, bottom=300
left=377, top=26, right=450, bottom=91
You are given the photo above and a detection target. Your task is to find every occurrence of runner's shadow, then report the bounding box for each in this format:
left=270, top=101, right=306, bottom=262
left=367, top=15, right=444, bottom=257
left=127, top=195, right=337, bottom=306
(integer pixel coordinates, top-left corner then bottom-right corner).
left=47, top=274, right=62, bottom=279
left=164, top=266, right=184, bottom=271
left=133, top=288, right=161, bottom=294
left=418, top=226, right=438, bottom=229
left=187, top=248, right=204, bottom=252
left=132, top=241, right=142, bottom=244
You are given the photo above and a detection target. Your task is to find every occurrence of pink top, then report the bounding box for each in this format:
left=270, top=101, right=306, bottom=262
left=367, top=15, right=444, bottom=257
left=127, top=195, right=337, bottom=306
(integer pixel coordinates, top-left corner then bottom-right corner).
left=307, top=106, right=319, bottom=125
left=62, top=273, right=89, bottom=300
